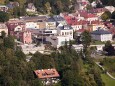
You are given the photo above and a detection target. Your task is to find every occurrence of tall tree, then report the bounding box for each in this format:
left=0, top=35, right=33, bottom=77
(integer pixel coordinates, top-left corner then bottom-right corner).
left=81, top=30, right=91, bottom=58
left=81, top=30, right=91, bottom=49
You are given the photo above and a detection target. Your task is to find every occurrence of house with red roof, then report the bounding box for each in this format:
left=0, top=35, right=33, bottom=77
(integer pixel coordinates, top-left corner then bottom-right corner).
left=78, top=10, right=99, bottom=22
left=34, top=69, right=60, bottom=85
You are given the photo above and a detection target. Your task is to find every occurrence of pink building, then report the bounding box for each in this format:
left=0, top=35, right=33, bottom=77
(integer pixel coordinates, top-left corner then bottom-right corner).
left=19, top=31, right=32, bottom=44
left=6, top=19, right=32, bottom=44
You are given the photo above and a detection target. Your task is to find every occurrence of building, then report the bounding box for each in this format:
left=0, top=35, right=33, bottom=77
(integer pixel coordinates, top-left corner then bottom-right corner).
left=39, top=29, right=57, bottom=36
left=21, top=16, right=47, bottom=29
left=6, top=19, right=32, bottom=44
left=26, top=22, right=38, bottom=29
left=19, top=31, right=32, bottom=44
left=37, top=20, right=46, bottom=29
left=76, top=0, right=89, bottom=10
left=6, top=19, right=26, bottom=35
left=46, top=24, right=73, bottom=48
left=46, top=35, right=71, bottom=48
left=91, top=28, right=112, bottom=42
left=0, top=23, right=8, bottom=36
left=46, top=18, right=56, bottom=29
left=34, top=69, right=60, bottom=85
left=53, top=15, right=67, bottom=25
left=0, top=5, right=8, bottom=12
left=57, top=25, right=73, bottom=40
left=26, top=3, right=36, bottom=13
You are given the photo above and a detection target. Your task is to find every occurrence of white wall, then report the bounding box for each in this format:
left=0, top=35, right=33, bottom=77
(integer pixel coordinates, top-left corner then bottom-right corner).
left=46, top=36, right=71, bottom=48
left=26, top=22, right=39, bottom=29
left=101, top=34, right=112, bottom=41
left=57, top=28, right=73, bottom=40
left=71, top=25, right=82, bottom=31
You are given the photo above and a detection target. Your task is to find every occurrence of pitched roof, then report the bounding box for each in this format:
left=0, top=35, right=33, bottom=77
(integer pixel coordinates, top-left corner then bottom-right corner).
left=53, top=15, right=65, bottom=21
left=34, top=69, right=59, bottom=79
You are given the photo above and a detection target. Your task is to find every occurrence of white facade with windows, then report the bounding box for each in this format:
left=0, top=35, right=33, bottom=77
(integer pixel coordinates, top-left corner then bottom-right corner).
left=71, top=25, right=82, bottom=31
left=57, top=25, right=73, bottom=40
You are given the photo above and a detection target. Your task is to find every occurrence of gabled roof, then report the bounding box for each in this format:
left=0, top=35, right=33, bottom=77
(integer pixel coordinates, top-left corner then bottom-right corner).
left=34, top=69, right=59, bottom=79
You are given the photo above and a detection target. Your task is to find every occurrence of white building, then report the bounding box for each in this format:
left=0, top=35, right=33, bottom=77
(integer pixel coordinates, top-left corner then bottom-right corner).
left=25, top=22, right=39, bottom=29
left=71, top=24, right=83, bottom=31
left=46, top=25, right=74, bottom=48
left=46, top=35, right=71, bottom=48
left=57, top=25, right=73, bottom=40
left=26, top=3, right=36, bottom=13
left=91, top=29, right=112, bottom=42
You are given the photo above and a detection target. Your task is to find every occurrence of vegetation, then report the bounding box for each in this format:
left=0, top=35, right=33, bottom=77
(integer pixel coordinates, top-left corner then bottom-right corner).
left=101, top=74, right=115, bottom=86
left=81, top=30, right=91, bottom=59
left=0, top=11, right=9, bottom=22
left=103, top=41, right=115, bottom=56
left=0, top=34, right=106, bottom=86
left=100, top=58, right=115, bottom=77
left=101, top=11, right=111, bottom=21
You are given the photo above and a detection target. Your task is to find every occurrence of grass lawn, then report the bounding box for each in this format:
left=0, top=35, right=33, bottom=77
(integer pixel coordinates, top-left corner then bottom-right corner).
left=101, top=74, right=115, bottom=86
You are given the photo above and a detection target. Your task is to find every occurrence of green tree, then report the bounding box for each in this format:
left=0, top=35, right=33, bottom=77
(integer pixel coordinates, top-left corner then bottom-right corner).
left=81, top=30, right=91, bottom=49
left=0, top=11, right=9, bottom=22
left=101, top=11, right=111, bottom=21
left=4, top=35, right=15, bottom=49
left=1, top=31, right=6, bottom=39
left=103, top=41, right=115, bottom=56
left=81, top=30, right=91, bottom=58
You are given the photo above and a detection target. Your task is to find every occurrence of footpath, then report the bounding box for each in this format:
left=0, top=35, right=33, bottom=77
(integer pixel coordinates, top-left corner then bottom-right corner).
left=95, top=62, right=115, bottom=80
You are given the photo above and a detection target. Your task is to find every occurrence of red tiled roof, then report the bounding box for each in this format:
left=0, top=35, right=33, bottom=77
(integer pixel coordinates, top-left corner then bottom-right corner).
left=34, top=69, right=60, bottom=79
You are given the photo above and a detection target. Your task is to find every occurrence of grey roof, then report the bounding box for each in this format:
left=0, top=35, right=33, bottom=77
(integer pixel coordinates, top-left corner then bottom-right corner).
left=58, top=25, right=73, bottom=30
left=46, top=17, right=55, bottom=22
left=91, top=29, right=111, bottom=35
left=53, top=15, right=65, bottom=21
